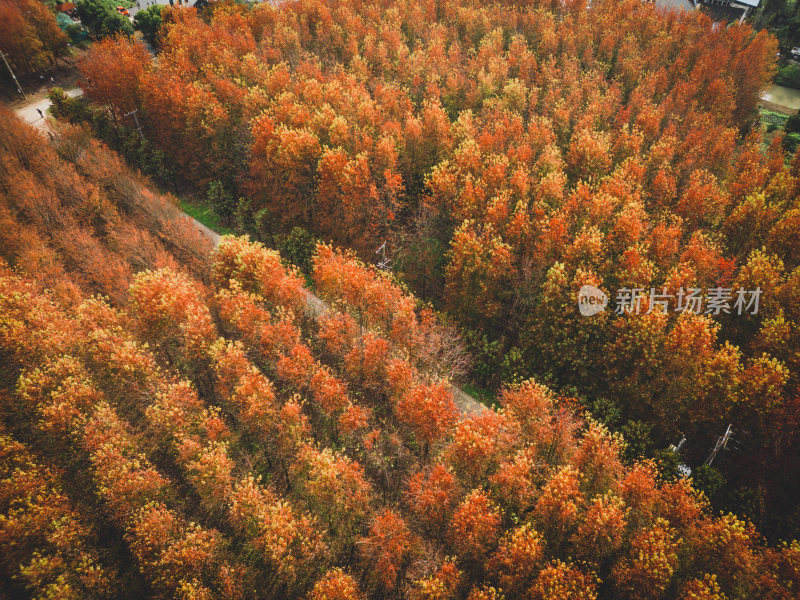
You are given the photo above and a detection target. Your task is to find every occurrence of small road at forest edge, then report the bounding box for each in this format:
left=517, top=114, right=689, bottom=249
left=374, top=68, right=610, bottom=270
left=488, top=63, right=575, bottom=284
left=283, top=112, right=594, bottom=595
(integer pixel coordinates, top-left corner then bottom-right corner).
left=12, top=91, right=485, bottom=415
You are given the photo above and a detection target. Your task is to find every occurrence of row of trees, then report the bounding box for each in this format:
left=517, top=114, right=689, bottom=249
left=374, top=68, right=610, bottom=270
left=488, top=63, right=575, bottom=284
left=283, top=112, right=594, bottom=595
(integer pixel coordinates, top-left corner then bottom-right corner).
left=72, top=0, right=800, bottom=537
left=1, top=105, right=799, bottom=596
left=2, top=202, right=800, bottom=598
left=5, top=107, right=798, bottom=598
left=0, top=429, right=121, bottom=599
left=0, top=106, right=212, bottom=305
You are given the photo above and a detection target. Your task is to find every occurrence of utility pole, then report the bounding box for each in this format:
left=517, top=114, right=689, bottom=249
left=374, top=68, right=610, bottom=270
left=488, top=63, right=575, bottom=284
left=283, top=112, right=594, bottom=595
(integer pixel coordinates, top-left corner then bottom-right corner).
left=739, top=6, right=750, bottom=25
left=704, top=424, right=733, bottom=467
left=0, top=48, right=26, bottom=101
left=123, top=108, right=145, bottom=142
left=376, top=242, right=391, bottom=271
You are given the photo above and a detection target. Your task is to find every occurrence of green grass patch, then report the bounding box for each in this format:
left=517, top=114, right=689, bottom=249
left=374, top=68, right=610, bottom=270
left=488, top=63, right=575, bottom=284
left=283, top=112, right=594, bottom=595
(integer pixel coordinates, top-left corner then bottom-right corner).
left=179, top=199, right=234, bottom=236
left=760, top=109, right=790, bottom=124
left=461, top=382, right=499, bottom=408
left=760, top=108, right=790, bottom=118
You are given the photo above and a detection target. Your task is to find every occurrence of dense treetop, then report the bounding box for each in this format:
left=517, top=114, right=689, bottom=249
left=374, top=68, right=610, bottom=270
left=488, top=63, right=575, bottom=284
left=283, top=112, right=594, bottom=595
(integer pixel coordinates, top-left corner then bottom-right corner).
left=2, top=106, right=800, bottom=598
left=3, top=0, right=800, bottom=597
left=69, top=0, right=800, bottom=538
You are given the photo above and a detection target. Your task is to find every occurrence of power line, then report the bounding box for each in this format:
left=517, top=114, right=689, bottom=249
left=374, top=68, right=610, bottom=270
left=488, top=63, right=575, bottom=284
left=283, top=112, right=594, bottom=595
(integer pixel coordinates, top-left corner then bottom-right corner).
left=704, top=424, right=733, bottom=467
left=376, top=241, right=391, bottom=271
left=0, top=49, right=27, bottom=101
left=123, top=109, right=145, bottom=142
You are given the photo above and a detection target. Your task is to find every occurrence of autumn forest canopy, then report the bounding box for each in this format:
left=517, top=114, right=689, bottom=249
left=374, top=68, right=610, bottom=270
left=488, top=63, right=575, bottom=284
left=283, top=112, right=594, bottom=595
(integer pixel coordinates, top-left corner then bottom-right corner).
left=2, top=0, right=800, bottom=598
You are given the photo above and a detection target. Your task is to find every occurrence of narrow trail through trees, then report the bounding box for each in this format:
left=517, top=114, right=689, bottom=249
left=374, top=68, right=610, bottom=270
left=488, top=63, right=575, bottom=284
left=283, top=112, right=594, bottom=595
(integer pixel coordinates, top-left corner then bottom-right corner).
left=193, top=214, right=484, bottom=415
left=10, top=93, right=485, bottom=415
left=12, top=88, right=83, bottom=131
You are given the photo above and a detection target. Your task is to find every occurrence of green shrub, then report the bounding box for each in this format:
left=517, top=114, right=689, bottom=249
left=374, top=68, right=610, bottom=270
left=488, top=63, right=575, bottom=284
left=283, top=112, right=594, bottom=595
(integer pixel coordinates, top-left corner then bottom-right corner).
left=206, top=180, right=235, bottom=225
left=786, top=111, right=800, bottom=135
left=464, top=330, right=503, bottom=388
left=783, top=131, right=800, bottom=154
left=235, top=197, right=259, bottom=239
left=76, top=0, right=134, bottom=37
left=48, top=88, right=93, bottom=122
left=275, top=227, right=319, bottom=275
left=500, top=346, right=525, bottom=386
left=775, top=63, right=800, bottom=89
left=133, top=4, right=164, bottom=46
left=653, top=448, right=685, bottom=481
left=693, top=464, right=726, bottom=503
left=620, top=420, right=654, bottom=462
left=587, top=396, right=622, bottom=428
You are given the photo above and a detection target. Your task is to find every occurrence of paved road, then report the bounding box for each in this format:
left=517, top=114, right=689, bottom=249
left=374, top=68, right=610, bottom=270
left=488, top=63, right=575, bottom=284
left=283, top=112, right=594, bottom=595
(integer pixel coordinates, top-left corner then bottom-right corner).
left=10, top=90, right=485, bottom=417
left=191, top=218, right=221, bottom=246
left=452, top=386, right=484, bottom=415
left=654, top=0, right=694, bottom=10
left=13, top=88, right=83, bottom=131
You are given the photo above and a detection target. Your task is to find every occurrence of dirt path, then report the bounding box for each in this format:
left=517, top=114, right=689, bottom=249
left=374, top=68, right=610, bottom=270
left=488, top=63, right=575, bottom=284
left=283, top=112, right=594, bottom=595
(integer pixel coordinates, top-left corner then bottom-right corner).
left=760, top=98, right=797, bottom=116
left=194, top=224, right=484, bottom=414
left=9, top=91, right=486, bottom=417
left=191, top=222, right=484, bottom=414
left=12, top=88, right=83, bottom=132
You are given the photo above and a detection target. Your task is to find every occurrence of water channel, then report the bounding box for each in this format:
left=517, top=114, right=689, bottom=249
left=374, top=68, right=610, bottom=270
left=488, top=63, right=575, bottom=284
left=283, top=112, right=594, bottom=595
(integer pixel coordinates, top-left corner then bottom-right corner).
left=761, top=85, right=800, bottom=111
